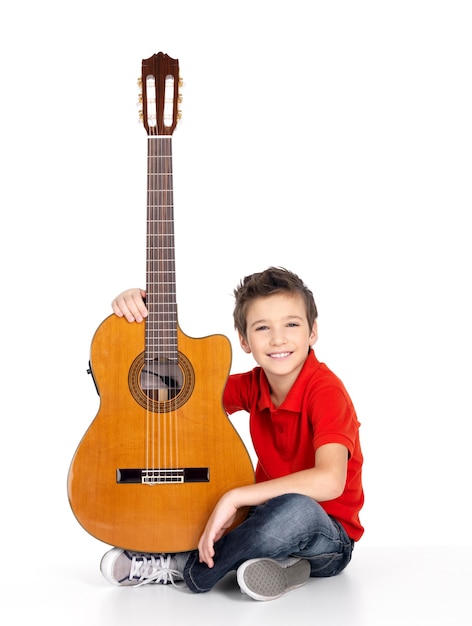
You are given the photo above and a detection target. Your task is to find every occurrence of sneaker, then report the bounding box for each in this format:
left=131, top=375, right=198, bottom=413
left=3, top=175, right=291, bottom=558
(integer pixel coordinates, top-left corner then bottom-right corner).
left=237, top=557, right=311, bottom=601
left=100, top=548, right=187, bottom=586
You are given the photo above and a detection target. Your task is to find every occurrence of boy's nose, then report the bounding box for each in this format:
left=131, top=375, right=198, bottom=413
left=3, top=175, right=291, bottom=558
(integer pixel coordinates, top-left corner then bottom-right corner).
left=270, top=331, right=287, bottom=345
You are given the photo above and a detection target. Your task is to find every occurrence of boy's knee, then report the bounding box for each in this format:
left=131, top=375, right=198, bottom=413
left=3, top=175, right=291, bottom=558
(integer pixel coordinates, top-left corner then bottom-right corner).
left=258, top=493, right=322, bottom=531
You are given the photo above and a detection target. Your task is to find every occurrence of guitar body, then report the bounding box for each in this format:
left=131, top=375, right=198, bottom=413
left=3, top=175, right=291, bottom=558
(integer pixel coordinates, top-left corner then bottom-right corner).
left=68, top=314, right=254, bottom=553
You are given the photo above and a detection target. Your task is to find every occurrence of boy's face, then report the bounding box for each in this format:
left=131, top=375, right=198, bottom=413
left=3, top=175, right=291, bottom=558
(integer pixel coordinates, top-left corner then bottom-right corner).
left=239, top=292, right=318, bottom=386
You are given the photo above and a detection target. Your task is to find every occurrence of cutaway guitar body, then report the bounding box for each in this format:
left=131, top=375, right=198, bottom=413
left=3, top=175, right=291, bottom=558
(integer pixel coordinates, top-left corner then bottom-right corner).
left=68, top=315, right=254, bottom=552
left=67, top=53, right=254, bottom=553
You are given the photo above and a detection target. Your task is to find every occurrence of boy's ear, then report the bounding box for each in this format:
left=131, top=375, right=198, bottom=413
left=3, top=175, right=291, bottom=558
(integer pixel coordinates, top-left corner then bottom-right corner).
left=309, top=321, right=318, bottom=347
left=238, top=332, right=252, bottom=354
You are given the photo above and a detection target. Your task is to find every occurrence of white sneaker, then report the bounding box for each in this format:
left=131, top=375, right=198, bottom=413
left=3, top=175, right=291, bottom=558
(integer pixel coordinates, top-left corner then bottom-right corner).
left=237, top=557, right=311, bottom=601
left=100, top=548, right=186, bottom=586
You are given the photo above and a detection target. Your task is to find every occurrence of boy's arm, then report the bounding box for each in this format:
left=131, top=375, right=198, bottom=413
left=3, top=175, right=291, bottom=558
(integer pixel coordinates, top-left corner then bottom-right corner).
left=112, top=288, right=148, bottom=322
left=198, top=442, right=348, bottom=567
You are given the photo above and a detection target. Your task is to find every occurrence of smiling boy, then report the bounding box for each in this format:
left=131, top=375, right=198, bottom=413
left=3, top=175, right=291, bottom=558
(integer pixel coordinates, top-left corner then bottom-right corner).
left=100, top=267, right=364, bottom=600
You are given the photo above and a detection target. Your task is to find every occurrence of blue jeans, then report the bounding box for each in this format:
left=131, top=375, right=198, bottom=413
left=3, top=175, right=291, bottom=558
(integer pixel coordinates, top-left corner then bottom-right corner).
left=183, top=493, right=354, bottom=593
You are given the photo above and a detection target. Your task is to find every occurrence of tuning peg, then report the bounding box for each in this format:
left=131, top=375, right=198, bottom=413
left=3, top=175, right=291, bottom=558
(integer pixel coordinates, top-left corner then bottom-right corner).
left=137, top=77, right=143, bottom=87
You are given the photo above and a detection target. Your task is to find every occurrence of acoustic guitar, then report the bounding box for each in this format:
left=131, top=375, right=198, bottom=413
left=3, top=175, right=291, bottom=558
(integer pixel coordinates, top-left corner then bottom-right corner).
left=67, top=52, right=254, bottom=553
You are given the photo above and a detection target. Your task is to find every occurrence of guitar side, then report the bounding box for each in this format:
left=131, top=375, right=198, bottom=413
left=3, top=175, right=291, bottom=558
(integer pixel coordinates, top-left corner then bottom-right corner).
left=67, top=314, right=255, bottom=553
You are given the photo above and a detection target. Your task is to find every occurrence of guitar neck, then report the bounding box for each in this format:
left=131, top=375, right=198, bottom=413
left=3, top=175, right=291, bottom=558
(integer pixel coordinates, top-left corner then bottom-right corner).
left=145, top=136, right=178, bottom=363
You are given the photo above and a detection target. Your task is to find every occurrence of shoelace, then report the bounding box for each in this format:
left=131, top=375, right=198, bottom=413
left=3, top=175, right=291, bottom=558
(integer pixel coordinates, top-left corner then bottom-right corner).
left=129, top=553, right=184, bottom=586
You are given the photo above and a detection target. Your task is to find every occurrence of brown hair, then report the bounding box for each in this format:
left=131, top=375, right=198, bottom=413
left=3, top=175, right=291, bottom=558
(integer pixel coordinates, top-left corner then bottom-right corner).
left=233, top=267, right=318, bottom=339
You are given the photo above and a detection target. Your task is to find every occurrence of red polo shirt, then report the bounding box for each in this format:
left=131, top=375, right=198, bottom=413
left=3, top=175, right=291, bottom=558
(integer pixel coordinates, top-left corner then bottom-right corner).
left=223, top=350, right=364, bottom=541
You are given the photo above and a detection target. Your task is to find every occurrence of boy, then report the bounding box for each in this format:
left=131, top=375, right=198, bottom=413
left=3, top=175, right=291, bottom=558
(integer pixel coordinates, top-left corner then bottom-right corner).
left=101, top=267, right=364, bottom=601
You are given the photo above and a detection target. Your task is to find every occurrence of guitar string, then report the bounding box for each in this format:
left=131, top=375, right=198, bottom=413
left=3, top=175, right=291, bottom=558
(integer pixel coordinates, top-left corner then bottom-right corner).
left=148, top=135, right=179, bottom=481
left=168, top=134, right=178, bottom=475
left=146, top=135, right=153, bottom=479
left=171, top=134, right=179, bottom=475
left=148, top=134, right=158, bottom=480
left=151, top=134, right=159, bottom=480
left=163, top=134, right=178, bottom=476
left=161, top=134, right=169, bottom=477
left=168, top=135, right=178, bottom=474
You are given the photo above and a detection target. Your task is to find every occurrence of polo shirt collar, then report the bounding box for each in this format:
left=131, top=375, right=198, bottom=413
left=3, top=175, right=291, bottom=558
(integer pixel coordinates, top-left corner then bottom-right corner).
left=256, top=349, right=321, bottom=412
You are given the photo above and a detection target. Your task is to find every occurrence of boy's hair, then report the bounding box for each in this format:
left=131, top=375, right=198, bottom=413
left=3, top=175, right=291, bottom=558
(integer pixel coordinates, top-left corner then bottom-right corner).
left=233, top=267, right=318, bottom=339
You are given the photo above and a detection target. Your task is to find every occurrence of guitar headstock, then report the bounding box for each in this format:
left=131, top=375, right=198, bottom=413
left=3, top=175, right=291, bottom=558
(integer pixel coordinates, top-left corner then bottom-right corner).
left=140, top=52, right=181, bottom=136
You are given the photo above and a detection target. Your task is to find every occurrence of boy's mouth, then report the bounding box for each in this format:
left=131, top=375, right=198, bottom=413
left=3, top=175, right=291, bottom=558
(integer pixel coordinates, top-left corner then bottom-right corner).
left=268, top=351, right=292, bottom=359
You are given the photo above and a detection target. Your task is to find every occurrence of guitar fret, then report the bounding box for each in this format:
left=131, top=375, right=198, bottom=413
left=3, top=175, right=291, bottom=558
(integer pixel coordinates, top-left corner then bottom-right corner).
left=147, top=327, right=177, bottom=331
left=147, top=335, right=177, bottom=339
left=147, top=339, right=177, bottom=342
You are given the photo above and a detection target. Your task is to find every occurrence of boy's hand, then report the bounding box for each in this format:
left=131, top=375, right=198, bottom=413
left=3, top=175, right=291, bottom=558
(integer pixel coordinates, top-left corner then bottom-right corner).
left=112, top=288, right=148, bottom=322
left=198, top=492, right=239, bottom=568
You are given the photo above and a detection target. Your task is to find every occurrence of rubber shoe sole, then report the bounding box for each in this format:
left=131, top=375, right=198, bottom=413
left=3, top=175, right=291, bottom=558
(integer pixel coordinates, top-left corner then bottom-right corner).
left=237, top=557, right=311, bottom=601
left=100, top=548, right=136, bottom=585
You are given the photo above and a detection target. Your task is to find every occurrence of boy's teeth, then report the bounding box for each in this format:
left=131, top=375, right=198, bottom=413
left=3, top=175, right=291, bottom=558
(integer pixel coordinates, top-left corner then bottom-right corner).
left=271, top=352, right=290, bottom=358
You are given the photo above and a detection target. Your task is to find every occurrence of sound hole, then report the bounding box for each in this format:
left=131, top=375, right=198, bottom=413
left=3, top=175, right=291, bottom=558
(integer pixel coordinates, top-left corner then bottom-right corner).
left=129, top=352, right=195, bottom=412
left=141, top=358, right=183, bottom=401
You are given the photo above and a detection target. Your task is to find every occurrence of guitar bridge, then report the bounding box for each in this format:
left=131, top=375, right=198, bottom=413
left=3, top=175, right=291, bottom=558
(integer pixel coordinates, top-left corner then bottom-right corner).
left=116, top=468, right=209, bottom=484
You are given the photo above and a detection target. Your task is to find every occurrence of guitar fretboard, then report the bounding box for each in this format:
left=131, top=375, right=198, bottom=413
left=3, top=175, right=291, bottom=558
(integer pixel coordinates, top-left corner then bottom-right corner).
left=145, top=136, right=178, bottom=362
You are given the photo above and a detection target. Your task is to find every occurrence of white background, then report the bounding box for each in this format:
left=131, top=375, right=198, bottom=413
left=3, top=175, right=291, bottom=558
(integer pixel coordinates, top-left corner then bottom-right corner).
left=1, top=0, right=471, bottom=563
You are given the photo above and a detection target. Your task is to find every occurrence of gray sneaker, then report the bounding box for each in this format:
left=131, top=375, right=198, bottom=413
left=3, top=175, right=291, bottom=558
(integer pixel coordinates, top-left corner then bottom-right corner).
left=100, top=548, right=186, bottom=586
left=237, top=557, right=311, bottom=601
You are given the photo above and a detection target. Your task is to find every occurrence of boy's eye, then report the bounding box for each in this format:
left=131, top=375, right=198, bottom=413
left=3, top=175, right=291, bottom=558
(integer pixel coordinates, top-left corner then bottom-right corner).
left=287, top=322, right=299, bottom=327
left=255, top=325, right=269, bottom=331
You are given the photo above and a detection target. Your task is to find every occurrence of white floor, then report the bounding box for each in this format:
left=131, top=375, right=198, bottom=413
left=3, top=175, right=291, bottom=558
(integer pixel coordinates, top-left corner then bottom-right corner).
left=3, top=537, right=470, bottom=626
